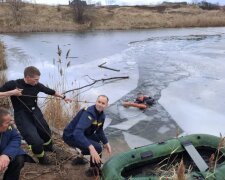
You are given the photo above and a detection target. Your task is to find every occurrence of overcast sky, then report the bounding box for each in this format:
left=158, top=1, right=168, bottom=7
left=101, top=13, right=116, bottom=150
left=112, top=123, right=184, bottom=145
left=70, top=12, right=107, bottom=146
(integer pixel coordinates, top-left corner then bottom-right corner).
left=32, top=0, right=225, bottom=6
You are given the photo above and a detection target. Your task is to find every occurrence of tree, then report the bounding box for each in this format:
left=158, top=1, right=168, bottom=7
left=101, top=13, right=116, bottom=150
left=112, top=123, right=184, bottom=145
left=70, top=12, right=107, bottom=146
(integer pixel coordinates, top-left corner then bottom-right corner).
left=70, top=0, right=87, bottom=24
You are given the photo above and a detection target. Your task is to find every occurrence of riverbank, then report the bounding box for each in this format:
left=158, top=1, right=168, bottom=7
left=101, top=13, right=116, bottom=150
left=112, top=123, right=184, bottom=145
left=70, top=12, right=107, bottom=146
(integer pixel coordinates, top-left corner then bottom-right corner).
left=0, top=3, right=225, bottom=33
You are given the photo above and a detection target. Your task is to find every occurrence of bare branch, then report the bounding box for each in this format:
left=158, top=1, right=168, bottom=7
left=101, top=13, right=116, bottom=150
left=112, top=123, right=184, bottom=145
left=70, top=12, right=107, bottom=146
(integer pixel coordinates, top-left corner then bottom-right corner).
left=63, top=76, right=129, bottom=94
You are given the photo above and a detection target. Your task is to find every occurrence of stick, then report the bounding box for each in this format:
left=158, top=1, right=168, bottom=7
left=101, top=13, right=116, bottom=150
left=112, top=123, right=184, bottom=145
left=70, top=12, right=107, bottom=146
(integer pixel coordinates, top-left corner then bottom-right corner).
left=98, top=62, right=120, bottom=72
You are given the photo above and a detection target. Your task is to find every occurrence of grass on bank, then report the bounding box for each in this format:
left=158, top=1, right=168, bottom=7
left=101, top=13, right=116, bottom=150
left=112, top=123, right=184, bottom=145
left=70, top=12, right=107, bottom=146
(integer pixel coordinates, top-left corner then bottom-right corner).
left=0, top=41, right=7, bottom=70
left=1, top=3, right=225, bottom=33
left=0, top=41, right=10, bottom=108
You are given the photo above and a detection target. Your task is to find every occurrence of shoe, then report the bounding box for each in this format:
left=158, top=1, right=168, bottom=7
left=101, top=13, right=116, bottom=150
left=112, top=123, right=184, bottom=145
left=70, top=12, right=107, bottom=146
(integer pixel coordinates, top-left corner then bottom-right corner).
left=71, top=156, right=88, bottom=166
left=43, top=145, right=53, bottom=152
left=51, top=145, right=63, bottom=153
left=85, top=167, right=101, bottom=177
left=44, top=144, right=62, bottom=153
left=38, top=155, right=52, bottom=165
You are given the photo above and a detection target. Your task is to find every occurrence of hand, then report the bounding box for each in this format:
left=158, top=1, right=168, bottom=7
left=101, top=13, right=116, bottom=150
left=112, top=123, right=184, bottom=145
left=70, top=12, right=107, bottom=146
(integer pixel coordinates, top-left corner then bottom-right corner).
left=89, top=145, right=101, bottom=164
left=10, top=89, right=23, bottom=96
left=0, top=155, right=10, bottom=172
left=64, top=97, right=72, bottom=103
left=104, top=143, right=112, bottom=155
left=123, top=102, right=129, bottom=108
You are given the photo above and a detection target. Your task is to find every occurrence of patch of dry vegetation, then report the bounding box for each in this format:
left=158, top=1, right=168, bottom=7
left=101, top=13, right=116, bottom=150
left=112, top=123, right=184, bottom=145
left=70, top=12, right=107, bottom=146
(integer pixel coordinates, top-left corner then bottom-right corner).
left=1, top=3, right=225, bottom=33
left=0, top=41, right=10, bottom=108
left=43, top=47, right=80, bottom=130
left=0, top=3, right=89, bottom=33
left=0, top=41, right=7, bottom=70
left=86, top=5, right=225, bottom=30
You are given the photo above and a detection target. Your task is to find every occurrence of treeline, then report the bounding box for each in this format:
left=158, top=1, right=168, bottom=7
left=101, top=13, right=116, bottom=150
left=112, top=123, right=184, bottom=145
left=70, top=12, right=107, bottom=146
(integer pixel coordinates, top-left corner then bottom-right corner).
left=195, top=1, right=221, bottom=10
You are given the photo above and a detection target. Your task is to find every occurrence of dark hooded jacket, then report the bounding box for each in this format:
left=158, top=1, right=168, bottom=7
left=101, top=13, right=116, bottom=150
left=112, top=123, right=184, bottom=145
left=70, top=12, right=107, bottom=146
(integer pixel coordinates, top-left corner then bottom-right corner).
left=0, top=126, right=25, bottom=161
left=63, top=105, right=108, bottom=148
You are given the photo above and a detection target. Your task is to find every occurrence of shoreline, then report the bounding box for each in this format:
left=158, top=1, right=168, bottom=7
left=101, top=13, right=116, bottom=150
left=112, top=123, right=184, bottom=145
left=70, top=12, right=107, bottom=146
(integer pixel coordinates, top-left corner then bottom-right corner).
left=1, top=24, right=225, bottom=34
left=1, top=3, right=225, bottom=34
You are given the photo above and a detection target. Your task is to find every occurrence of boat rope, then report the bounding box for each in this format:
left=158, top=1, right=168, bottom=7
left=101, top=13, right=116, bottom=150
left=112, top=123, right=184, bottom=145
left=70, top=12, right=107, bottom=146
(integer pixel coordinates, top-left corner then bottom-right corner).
left=16, top=96, right=52, bottom=138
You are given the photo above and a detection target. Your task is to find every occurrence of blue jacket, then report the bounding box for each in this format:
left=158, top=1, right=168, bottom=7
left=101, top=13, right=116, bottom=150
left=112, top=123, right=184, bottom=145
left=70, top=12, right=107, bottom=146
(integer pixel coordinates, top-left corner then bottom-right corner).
left=63, top=105, right=108, bottom=148
left=0, top=126, right=25, bottom=160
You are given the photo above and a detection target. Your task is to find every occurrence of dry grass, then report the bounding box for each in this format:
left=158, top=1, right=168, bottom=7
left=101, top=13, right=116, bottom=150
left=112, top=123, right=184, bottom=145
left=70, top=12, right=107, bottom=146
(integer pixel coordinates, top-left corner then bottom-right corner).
left=1, top=3, right=225, bottom=32
left=0, top=41, right=7, bottom=70
left=44, top=97, right=65, bottom=130
left=0, top=3, right=89, bottom=33
left=44, top=96, right=80, bottom=130
left=0, top=72, right=10, bottom=108
left=0, top=41, right=10, bottom=108
left=86, top=5, right=225, bottom=30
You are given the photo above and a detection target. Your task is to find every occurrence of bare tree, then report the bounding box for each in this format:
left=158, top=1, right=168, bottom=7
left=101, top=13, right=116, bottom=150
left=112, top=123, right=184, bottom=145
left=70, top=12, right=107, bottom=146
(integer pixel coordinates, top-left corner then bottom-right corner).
left=192, top=0, right=199, bottom=4
left=70, top=0, right=87, bottom=24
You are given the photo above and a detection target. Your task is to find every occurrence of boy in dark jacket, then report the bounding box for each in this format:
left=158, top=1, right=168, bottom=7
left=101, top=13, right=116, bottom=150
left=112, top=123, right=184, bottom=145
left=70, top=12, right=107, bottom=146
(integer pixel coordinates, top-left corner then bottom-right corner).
left=63, top=95, right=111, bottom=177
left=0, top=107, right=26, bottom=180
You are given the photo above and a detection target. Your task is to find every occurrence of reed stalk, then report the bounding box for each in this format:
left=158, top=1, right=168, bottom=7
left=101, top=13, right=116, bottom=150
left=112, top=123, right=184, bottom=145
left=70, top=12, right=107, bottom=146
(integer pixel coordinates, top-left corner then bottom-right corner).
left=43, top=46, right=80, bottom=130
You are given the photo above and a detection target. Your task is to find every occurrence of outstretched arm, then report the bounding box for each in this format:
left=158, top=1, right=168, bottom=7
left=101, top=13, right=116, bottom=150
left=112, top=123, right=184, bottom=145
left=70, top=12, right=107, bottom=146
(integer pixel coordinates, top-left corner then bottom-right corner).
left=0, top=89, right=23, bottom=98
left=53, top=92, right=72, bottom=103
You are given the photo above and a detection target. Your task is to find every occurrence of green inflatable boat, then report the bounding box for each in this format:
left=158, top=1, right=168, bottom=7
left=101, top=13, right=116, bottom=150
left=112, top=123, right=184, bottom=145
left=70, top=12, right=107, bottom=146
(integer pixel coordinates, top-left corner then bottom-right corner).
left=101, top=134, right=225, bottom=180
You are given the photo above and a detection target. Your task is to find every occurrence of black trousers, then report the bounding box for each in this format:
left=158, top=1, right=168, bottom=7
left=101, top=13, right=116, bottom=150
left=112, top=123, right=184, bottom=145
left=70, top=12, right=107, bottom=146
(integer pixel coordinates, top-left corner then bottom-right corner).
left=65, top=134, right=102, bottom=167
left=3, top=155, right=24, bottom=180
left=14, top=107, right=52, bottom=155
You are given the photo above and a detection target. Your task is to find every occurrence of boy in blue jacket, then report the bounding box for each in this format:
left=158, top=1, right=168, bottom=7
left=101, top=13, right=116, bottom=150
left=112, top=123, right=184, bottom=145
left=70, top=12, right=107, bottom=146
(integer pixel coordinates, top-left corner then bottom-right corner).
left=0, top=107, right=27, bottom=180
left=63, top=95, right=111, bottom=177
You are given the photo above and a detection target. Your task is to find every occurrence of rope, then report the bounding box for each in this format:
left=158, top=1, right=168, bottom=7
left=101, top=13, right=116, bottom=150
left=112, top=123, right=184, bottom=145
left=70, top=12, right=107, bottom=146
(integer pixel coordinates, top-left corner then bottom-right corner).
left=16, top=97, right=52, bottom=138
left=20, top=94, right=95, bottom=103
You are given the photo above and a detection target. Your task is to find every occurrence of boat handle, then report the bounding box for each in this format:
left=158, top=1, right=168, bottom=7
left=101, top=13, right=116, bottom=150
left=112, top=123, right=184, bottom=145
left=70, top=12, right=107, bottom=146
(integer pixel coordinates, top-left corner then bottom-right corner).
left=140, top=151, right=153, bottom=159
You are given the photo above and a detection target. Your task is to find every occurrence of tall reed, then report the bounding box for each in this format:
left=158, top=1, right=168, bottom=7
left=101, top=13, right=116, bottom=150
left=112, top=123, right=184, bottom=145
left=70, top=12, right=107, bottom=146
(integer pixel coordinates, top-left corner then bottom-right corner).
left=43, top=46, right=80, bottom=130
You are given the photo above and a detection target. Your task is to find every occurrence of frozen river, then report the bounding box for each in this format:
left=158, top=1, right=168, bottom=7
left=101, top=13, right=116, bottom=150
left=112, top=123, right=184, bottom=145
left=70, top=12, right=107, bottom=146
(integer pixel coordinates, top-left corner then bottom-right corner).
left=1, top=27, right=225, bottom=150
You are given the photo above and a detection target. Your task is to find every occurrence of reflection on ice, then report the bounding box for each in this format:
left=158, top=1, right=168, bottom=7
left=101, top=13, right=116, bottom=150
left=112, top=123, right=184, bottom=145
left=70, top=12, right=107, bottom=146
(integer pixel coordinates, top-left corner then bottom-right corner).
left=117, top=105, right=144, bottom=119
left=160, top=76, right=225, bottom=136
left=110, top=115, right=149, bottom=131
left=123, top=132, right=153, bottom=149
left=158, top=125, right=171, bottom=134
left=160, top=96, right=225, bottom=136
